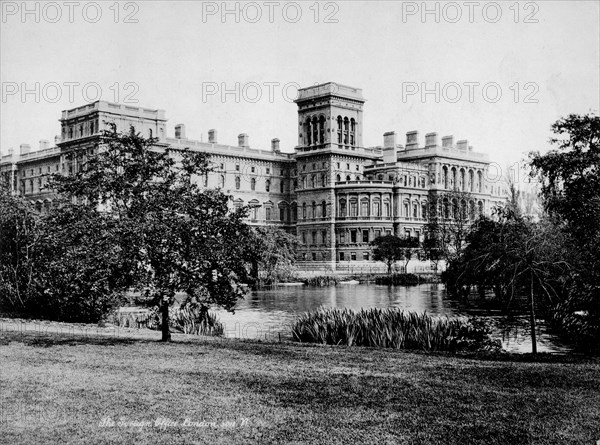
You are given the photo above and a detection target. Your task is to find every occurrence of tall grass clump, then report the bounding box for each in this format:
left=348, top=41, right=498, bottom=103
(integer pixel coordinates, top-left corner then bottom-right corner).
left=291, top=307, right=500, bottom=352
left=303, top=275, right=341, bottom=287
left=118, top=304, right=224, bottom=336
left=374, top=273, right=421, bottom=285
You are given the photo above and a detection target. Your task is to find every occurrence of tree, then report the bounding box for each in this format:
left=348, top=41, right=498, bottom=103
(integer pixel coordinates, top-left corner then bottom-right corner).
left=371, top=235, right=405, bottom=275
left=445, top=207, right=572, bottom=353
left=49, top=124, right=251, bottom=341
left=424, top=189, right=474, bottom=268
left=246, top=226, right=298, bottom=287
left=0, top=186, right=45, bottom=315
left=529, top=113, right=600, bottom=348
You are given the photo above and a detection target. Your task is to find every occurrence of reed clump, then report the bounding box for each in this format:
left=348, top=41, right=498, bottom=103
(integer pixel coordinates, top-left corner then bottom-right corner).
left=302, top=275, right=341, bottom=287
left=116, top=304, right=224, bottom=336
left=291, top=307, right=500, bottom=352
left=374, top=273, right=421, bottom=285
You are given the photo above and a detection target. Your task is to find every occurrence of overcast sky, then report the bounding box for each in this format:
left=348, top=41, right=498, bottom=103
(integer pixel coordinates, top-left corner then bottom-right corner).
left=1, top=1, right=599, bottom=171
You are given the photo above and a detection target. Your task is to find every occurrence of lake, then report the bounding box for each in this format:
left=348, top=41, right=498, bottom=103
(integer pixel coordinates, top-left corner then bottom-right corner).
left=213, top=283, right=574, bottom=354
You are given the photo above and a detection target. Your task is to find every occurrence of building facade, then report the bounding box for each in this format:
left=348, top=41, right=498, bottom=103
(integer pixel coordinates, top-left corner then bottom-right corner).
left=0, top=82, right=508, bottom=268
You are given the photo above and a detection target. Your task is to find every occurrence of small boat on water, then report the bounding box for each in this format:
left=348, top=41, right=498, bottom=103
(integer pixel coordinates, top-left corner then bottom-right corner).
left=339, top=280, right=360, bottom=285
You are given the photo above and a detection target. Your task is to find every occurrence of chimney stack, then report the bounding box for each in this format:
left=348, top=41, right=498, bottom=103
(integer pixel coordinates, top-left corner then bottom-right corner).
left=406, top=131, right=419, bottom=150
left=457, top=139, right=468, bottom=151
left=20, top=144, right=31, bottom=155
left=442, top=135, right=454, bottom=148
left=208, top=129, right=217, bottom=144
left=271, top=138, right=280, bottom=152
left=175, top=124, right=186, bottom=139
left=39, top=139, right=49, bottom=150
left=8, top=148, right=14, bottom=157
left=383, top=131, right=397, bottom=163
left=425, top=132, right=438, bottom=148
left=54, top=135, right=61, bottom=145
left=238, top=133, right=249, bottom=148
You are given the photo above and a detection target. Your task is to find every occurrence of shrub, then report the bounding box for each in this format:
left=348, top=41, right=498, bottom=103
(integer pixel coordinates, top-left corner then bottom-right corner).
left=302, top=275, right=340, bottom=287
left=291, top=307, right=501, bottom=352
left=374, top=273, right=421, bottom=285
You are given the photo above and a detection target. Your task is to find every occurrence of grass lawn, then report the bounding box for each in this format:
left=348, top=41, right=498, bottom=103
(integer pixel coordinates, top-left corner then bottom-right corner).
left=1, top=326, right=599, bottom=445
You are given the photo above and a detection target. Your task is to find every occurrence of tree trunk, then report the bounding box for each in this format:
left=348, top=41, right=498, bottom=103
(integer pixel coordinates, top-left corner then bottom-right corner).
left=161, top=297, right=171, bottom=342
left=530, top=271, right=537, bottom=355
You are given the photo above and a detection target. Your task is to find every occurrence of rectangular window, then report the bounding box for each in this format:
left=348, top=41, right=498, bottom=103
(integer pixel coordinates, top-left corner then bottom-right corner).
left=251, top=166, right=255, bottom=173
left=266, top=168, right=270, bottom=174
left=351, top=252, right=356, bottom=261
left=362, top=230, right=369, bottom=243
left=312, top=231, right=317, bottom=245
left=375, top=230, right=381, bottom=239
left=302, top=232, right=306, bottom=244
left=280, top=208, right=285, bottom=221
left=346, top=163, right=350, bottom=170
left=340, top=232, right=346, bottom=243
left=355, top=165, right=359, bottom=171
left=386, top=230, right=392, bottom=236
left=363, top=252, right=369, bottom=261
left=220, top=163, right=224, bottom=169
left=236, top=164, right=240, bottom=171
left=336, top=162, right=340, bottom=169
left=312, top=252, right=317, bottom=261
left=339, top=252, right=345, bottom=261
left=266, top=208, right=271, bottom=220
left=321, top=230, right=327, bottom=245
left=350, top=230, right=357, bottom=243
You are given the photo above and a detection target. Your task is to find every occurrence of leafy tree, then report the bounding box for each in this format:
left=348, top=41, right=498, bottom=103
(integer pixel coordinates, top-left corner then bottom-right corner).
left=445, top=208, right=572, bottom=353
left=529, top=113, right=600, bottom=348
left=247, top=226, right=298, bottom=286
left=424, top=189, right=474, bottom=268
left=371, top=235, right=406, bottom=275
left=0, top=186, right=45, bottom=315
left=49, top=124, right=251, bottom=340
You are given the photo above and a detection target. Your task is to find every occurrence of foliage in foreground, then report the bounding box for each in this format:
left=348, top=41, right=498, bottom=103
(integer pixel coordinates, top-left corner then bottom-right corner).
left=291, top=307, right=501, bottom=352
left=114, top=303, right=224, bottom=336
left=374, top=273, right=421, bottom=285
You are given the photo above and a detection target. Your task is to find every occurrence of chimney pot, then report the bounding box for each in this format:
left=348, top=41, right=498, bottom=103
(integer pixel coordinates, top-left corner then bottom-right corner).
left=39, top=139, right=49, bottom=150
left=406, top=131, right=419, bottom=150
left=238, top=133, right=249, bottom=148
left=425, top=132, right=438, bottom=148
left=208, top=129, right=217, bottom=144
left=175, top=124, right=186, bottom=139
left=442, top=135, right=454, bottom=148
left=271, top=138, right=280, bottom=152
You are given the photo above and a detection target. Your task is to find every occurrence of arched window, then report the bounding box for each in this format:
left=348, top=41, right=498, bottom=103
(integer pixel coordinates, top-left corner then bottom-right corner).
left=360, top=198, right=369, bottom=216
left=442, top=166, right=448, bottom=189
left=312, top=201, right=317, bottom=219
left=148, top=128, right=153, bottom=138
left=443, top=198, right=450, bottom=219
left=350, top=118, right=356, bottom=146
left=477, top=171, right=483, bottom=193
left=312, top=117, right=318, bottom=146
left=322, top=201, right=327, bottom=218
left=319, top=116, right=326, bottom=144
left=373, top=200, right=381, bottom=217
left=478, top=201, right=484, bottom=215
left=469, top=200, right=475, bottom=219
left=337, top=116, right=343, bottom=144
left=219, top=175, right=225, bottom=188
left=292, top=203, right=297, bottom=221
left=383, top=201, right=390, bottom=217
left=422, top=203, right=427, bottom=219
left=343, top=117, right=349, bottom=145
left=350, top=199, right=358, bottom=217
left=265, top=179, right=270, bottom=192
left=451, top=167, right=457, bottom=190
left=339, top=199, right=347, bottom=217
left=469, top=170, right=474, bottom=192
left=306, top=118, right=312, bottom=145
left=302, top=203, right=307, bottom=219
left=251, top=178, right=256, bottom=191
left=346, top=175, right=351, bottom=181
left=336, top=174, right=341, bottom=182
left=321, top=174, right=326, bottom=187
left=311, top=175, right=316, bottom=188
left=280, top=181, right=285, bottom=193
left=460, top=169, right=466, bottom=191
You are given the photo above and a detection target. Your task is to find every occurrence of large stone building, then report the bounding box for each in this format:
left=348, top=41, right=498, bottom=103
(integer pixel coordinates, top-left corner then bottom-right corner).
left=0, top=82, right=507, bottom=268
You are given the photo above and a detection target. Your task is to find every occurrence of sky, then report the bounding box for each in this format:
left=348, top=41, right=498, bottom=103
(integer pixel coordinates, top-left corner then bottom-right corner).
left=1, top=0, right=599, bottom=174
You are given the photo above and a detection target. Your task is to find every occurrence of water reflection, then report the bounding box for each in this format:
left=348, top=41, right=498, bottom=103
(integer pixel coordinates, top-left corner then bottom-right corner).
left=214, top=283, right=573, bottom=354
